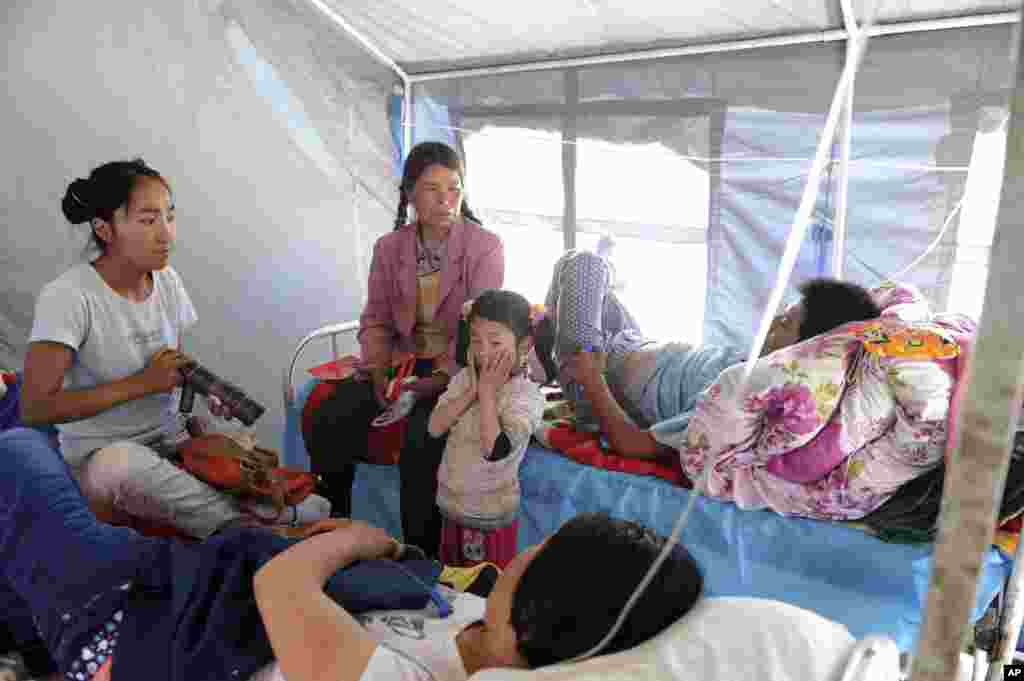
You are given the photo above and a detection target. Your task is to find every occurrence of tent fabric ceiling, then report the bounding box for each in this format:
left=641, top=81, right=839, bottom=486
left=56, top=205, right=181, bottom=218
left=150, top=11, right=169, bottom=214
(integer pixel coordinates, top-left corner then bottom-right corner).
left=317, top=0, right=1018, bottom=74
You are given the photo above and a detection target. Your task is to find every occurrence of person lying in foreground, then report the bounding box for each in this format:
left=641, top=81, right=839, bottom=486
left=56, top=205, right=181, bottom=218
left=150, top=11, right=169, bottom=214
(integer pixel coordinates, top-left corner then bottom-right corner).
left=0, top=427, right=702, bottom=681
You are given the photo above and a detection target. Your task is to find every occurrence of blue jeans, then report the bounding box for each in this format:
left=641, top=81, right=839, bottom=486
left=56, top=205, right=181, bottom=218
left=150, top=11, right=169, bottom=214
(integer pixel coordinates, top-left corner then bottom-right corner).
left=0, top=428, right=168, bottom=671
left=0, top=427, right=441, bottom=681
left=545, top=250, right=644, bottom=432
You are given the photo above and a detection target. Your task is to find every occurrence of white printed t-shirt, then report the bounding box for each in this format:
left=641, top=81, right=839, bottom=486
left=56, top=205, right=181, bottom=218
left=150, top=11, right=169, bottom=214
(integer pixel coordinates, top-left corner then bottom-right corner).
left=251, top=588, right=486, bottom=681
left=28, top=263, right=197, bottom=467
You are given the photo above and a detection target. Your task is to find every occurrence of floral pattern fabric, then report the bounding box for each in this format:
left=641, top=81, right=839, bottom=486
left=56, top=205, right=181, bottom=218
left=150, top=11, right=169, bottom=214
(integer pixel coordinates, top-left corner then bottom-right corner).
left=672, top=282, right=973, bottom=520
left=66, top=610, right=121, bottom=681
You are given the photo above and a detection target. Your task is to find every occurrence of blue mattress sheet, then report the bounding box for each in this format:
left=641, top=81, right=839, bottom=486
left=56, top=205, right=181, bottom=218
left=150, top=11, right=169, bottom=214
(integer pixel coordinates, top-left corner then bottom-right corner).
left=283, top=378, right=1010, bottom=651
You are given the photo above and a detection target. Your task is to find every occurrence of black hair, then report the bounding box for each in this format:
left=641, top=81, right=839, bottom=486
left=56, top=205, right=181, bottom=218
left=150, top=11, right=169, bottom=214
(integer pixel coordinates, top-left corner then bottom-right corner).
left=465, top=290, right=558, bottom=383
left=468, top=289, right=532, bottom=341
left=62, top=158, right=170, bottom=254
left=531, top=316, right=558, bottom=386
left=797, top=277, right=882, bottom=342
left=510, top=513, right=703, bottom=669
left=394, top=141, right=480, bottom=230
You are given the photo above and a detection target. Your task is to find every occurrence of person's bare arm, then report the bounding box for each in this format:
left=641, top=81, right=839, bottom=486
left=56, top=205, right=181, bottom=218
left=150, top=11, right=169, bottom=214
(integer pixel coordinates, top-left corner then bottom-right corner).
left=568, top=353, right=671, bottom=460
left=253, top=521, right=400, bottom=681
left=20, top=342, right=188, bottom=426
left=582, top=374, right=667, bottom=459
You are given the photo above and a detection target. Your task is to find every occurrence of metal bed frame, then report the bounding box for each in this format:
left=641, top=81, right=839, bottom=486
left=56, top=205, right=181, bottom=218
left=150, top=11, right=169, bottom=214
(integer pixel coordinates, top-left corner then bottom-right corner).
left=282, top=320, right=359, bottom=409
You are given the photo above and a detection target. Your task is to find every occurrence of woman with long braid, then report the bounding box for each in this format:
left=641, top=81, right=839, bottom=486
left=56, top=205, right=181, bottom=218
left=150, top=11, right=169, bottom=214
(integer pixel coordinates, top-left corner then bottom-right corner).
left=308, top=142, right=504, bottom=558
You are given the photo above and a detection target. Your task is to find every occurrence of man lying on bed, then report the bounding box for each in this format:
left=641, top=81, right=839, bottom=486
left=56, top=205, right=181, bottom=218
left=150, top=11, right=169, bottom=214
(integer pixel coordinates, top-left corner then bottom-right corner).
left=0, top=427, right=702, bottom=681
left=541, top=248, right=882, bottom=459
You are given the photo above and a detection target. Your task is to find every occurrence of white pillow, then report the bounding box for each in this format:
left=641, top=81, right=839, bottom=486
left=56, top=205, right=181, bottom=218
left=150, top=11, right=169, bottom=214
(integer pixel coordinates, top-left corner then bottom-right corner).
left=470, top=597, right=898, bottom=681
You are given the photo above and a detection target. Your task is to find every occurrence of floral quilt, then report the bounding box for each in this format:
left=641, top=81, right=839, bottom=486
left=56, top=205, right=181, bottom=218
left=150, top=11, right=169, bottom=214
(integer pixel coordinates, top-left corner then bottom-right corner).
left=663, top=282, right=973, bottom=520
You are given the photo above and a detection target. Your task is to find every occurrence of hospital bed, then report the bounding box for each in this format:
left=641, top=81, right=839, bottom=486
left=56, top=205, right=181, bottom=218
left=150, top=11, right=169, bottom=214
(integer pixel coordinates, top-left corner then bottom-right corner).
left=283, top=321, right=1012, bottom=656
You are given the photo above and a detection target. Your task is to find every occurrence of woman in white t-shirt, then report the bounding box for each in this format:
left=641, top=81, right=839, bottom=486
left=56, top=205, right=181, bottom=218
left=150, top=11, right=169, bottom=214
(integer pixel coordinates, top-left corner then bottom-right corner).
left=20, top=158, right=328, bottom=538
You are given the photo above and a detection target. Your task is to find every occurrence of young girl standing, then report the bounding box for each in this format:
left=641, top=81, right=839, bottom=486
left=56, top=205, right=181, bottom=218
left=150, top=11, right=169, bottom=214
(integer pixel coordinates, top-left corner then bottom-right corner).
left=427, top=290, right=547, bottom=569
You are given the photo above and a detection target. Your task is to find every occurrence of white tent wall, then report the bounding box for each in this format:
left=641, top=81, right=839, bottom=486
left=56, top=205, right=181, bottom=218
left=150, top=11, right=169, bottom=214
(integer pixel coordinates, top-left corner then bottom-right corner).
left=1, top=0, right=397, bottom=447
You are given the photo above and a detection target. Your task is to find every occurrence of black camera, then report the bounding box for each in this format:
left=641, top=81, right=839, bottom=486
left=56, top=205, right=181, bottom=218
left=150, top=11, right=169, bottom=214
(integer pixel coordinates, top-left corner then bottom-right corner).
left=178, top=363, right=266, bottom=426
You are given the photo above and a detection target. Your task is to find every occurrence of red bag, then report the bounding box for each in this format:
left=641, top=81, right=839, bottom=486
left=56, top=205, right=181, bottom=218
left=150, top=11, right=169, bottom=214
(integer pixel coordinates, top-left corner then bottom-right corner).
left=303, top=355, right=417, bottom=467
left=179, top=433, right=317, bottom=508
left=308, top=355, right=361, bottom=382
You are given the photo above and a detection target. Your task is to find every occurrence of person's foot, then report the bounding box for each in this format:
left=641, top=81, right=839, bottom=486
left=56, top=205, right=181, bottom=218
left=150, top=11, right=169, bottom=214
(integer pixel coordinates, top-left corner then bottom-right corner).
left=239, top=494, right=332, bottom=528
left=287, top=494, right=332, bottom=526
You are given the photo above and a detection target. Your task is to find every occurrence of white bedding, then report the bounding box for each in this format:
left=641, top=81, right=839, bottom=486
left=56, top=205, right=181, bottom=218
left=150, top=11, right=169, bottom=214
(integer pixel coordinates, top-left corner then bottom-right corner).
left=470, top=597, right=900, bottom=681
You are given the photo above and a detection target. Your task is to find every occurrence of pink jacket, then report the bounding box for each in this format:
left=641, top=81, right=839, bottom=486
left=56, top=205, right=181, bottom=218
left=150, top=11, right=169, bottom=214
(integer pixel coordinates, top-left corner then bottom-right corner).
left=358, top=219, right=504, bottom=377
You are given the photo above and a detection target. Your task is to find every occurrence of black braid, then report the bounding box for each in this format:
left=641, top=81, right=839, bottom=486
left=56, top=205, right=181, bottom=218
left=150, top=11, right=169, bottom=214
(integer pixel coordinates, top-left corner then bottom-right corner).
left=461, top=198, right=481, bottom=226
left=532, top=317, right=559, bottom=385
left=394, top=188, right=409, bottom=230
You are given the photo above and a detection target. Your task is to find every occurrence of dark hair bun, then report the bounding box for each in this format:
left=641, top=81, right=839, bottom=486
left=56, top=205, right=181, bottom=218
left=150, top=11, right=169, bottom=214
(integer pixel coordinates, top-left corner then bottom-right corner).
left=62, top=178, right=94, bottom=224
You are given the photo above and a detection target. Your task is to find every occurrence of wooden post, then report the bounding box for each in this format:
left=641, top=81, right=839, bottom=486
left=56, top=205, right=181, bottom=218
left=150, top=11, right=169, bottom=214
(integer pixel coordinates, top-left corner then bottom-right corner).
left=910, top=20, right=1024, bottom=681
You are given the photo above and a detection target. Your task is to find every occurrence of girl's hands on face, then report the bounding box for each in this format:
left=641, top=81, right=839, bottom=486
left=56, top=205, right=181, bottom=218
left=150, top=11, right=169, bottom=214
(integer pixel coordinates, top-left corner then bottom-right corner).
left=477, top=350, right=513, bottom=397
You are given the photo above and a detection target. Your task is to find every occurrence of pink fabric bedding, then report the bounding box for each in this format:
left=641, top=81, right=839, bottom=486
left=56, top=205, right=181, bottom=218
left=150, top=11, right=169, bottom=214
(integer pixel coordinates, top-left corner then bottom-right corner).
left=661, top=282, right=974, bottom=520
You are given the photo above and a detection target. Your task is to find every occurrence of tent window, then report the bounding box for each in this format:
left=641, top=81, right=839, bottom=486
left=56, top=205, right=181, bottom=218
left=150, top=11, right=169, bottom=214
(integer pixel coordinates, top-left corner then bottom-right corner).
left=463, top=126, right=710, bottom=341
left=462, top=126, right=566, bottom=307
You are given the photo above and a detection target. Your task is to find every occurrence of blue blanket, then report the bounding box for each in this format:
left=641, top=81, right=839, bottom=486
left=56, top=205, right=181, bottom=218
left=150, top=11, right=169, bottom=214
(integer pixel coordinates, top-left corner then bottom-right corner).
left=0, top=427, right=442, bottom=681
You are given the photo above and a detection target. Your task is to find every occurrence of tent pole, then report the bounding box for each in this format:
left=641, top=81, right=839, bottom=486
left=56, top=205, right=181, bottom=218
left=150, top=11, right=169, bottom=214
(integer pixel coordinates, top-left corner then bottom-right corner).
left=406, top=12, right=1017, bottom=84
left=830, top=54, right=852, bottom=279
left=742, top=11, right=872, bottom=375
left=910, top=10, right=1024, bottom=679
left=301, top=0, right=414, bottom=157
left=831, top=0, right=859, bottom=279
left=403, top=83, right=413, bottom=160
left=302, top=0, right=409, bottom=84
left=561, top=70, right=579, bottom=251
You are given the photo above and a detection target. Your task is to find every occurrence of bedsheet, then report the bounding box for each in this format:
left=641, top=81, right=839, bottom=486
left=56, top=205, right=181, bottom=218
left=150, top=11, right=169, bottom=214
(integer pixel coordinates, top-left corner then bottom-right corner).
left=283, top=378, right=1009, bottom=652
